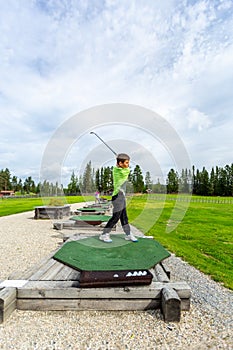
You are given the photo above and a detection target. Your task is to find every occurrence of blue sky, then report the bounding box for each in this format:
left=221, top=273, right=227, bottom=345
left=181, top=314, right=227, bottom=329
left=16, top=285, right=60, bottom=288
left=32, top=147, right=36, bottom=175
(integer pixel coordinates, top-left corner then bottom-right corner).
left=0, top=0, right=232, bottom=186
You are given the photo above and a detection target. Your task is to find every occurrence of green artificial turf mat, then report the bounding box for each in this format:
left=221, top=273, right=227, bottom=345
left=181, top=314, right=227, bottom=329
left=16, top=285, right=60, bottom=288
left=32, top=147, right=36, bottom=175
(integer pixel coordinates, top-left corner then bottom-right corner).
left=54, top=235, right=171, bottom=271
left=77, top=208, right=106, bottom=211
left=70, top=215, right=111, bottom=222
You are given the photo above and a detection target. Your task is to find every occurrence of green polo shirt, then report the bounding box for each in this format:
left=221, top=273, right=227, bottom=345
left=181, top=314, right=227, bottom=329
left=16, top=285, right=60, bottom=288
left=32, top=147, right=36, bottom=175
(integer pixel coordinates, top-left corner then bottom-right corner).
left=112, top=166, right=130, bottom=196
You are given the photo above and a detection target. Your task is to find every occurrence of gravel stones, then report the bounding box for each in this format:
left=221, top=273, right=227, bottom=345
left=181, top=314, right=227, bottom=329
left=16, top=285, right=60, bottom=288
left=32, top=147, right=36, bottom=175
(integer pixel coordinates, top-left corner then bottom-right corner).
left=0, top=204, right=232, bottom=349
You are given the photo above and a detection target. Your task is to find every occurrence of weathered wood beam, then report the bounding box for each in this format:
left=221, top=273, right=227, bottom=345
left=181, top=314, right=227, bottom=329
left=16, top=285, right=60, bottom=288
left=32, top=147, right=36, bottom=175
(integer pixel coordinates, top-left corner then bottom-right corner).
left=17, top=281, right=191, bottom=300
left=161, top=287, right=181, bottom=322
left=154, top=264, right=170, bottom=282
left=160, top=261, right=171, bottom=279
left=17, top=299, right=160, bottom=311
left=0, top=287, right=17, bottom=323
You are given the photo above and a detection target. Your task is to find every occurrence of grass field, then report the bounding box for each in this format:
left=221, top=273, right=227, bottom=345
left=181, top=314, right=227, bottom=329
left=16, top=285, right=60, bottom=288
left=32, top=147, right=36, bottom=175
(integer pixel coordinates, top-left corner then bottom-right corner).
left=0, top=196, right=94, bottom=217
left=0, top=194, right=232, bottom=289
left=127, top=194, right=233, bottom=290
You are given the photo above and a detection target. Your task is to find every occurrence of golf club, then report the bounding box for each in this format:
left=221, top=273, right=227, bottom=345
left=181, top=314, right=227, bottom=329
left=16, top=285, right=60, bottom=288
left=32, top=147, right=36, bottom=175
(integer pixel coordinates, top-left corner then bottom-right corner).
left=90, top=131, right=117, bottom=156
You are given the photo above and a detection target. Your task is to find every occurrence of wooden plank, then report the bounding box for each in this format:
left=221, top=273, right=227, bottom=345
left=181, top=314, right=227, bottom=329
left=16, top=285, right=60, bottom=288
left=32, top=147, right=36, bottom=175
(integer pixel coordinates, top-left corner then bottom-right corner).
left=0, top=287, right=16, bottom=309
left=65, top=269, right=81, bottom=281
left=17, top=298, right=160, bottom=311
left=54, top=265, right=80, bottom=281
left=160, top=261, right=171, bottom=279
left=53, top=221, right=75, bottom=230
left=17, top=281, right=191, bottom=300
left=1, top=299, right=17, bottom=323
left=180, top=299, right=190, bottom=311
left=161, top=287, right=181, bottom=322
left=148, top=268, right=158, bottom=282
left=29, top=258, right=58, bottom=281
left=22, top=280, right=79, bottom=289
left=38, top=260, right=65, bottom=281
left=154, top=264, right=170, bottom=282
left=0, top=288, right=17, bottom=323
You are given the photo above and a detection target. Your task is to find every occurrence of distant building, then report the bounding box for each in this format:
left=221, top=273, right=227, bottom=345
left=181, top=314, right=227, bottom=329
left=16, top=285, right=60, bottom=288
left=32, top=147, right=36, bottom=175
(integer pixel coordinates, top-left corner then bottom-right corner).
left=0, top=190, right=15, bottom=197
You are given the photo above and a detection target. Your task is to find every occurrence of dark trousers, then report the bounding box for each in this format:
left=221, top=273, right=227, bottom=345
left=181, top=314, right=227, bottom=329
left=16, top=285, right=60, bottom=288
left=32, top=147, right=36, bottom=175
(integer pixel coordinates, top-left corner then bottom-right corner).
left=103, top=191, right=130, bottom=235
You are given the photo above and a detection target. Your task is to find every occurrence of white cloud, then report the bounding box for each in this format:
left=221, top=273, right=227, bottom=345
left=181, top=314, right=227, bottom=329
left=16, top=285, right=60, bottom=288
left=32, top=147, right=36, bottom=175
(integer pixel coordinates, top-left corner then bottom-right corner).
left=0, top=0, right=232, bottom=183
left=187, top=108, right=212, bottom=131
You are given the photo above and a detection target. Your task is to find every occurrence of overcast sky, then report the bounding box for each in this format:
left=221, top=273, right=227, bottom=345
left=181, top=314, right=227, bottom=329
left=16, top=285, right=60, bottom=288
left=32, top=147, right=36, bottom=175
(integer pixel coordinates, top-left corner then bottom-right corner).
left=0, top=0, right=232, bottom=186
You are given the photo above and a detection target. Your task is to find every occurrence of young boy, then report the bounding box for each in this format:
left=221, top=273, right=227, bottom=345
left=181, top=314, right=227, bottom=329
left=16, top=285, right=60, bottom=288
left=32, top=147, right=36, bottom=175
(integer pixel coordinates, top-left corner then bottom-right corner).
left=99, top=153, right=138, bottom=243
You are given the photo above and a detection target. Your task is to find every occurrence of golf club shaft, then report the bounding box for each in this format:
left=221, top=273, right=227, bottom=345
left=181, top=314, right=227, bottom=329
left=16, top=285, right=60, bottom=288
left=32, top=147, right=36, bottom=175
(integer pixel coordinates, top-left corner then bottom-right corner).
left=90, top=132, right=117, bottom=156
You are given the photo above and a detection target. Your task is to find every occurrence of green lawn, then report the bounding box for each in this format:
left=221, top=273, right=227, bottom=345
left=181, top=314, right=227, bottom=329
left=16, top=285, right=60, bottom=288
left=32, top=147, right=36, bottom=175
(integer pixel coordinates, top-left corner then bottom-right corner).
left=127, top=194, right=233, bottom=290
left=1, top=194, right=232, bottom=290
left=0, top=196, right=94, bottom=217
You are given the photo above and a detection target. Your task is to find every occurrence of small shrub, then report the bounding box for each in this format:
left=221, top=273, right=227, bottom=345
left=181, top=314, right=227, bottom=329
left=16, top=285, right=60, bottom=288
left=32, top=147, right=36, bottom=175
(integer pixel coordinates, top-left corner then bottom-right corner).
left=48, top=198, right=65, bottom=206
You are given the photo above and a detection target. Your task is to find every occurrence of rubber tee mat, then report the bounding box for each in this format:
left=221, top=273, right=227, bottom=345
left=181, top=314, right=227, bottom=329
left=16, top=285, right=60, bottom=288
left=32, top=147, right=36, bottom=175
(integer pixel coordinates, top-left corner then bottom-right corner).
left=53, top=235, right=170, bottom=271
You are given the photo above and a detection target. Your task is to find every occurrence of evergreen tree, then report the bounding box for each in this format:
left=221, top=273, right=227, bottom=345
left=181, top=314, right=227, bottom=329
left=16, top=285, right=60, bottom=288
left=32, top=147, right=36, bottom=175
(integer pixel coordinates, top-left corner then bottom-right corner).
left=179, top=168, right=191, bottom=193
left=225, top=164, right=233, bottom=196
left=67, top=171, right=79, bottom=194
left=11, top=176, right=19, bottom=191
left=100, top=167, right=104, bottom=193
left=166, top=169, right=179, bottom=193
left=0, top=168, right=11, bottom=190
left=209, top=167, right=215, bottom=196
left=126, top=169, right=134, bottom=194
left=218, top=167, right=227, bottom=196
left=18, top=179, right=23, bottom=193
left=103, top=166, right=113, bottom=193
left=192, top=165, right=197, bottom=194
left=40, top=180, right=50, bottom=196
left=23, top=176, right=36, bottom=194
left=145, top=171, right=153, bottom=191
left=95, top=169, right=101, bottom=191
left=229, top=164, right=233, bottom=196
left=82, top=161, right=94, bottom=193
left=132, top=165, right=144, bottom=192
left=200, top=167, right=210, bottom=195
left=35, top=182, right=41, bottom=194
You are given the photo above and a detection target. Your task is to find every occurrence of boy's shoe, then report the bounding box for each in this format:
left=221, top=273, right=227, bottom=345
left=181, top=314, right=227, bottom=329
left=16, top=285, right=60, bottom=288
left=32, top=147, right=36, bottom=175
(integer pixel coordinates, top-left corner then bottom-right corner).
left=125, top=233, right=138, bottom=242
left=99, top=233, right=112, bottom=243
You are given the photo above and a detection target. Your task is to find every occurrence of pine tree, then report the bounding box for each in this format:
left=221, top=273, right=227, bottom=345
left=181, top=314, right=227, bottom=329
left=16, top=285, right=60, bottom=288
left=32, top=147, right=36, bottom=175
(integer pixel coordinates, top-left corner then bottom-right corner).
left=103, top=166, right=113, bottom=193
left=95, top=169, right=101, bottom=191
left=23, top=176, right=36, bottom=194
left=209, top=167, right=216, bottom=196
left=166, top=169, right=179, bottom=193
left=145, top=171, right=153, bottom=191
left=67, top=171, right=79, bottom=194
left=179, top=168, right=191, bottom=193
left=11, top=176, right=18, bottom=191
left=132, top=165, right=144, bottom=193
left=200, top=167, right=210, bottom=195
left=218, top=167, right=227, bottom=196
left=82, top=161, right=94, bottom=193
left=0, top=168, right=11, bottom=190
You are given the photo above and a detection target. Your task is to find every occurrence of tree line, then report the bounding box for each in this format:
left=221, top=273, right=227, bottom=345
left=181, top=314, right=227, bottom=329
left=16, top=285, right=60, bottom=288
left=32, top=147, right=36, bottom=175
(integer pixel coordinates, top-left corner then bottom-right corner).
left=0, top=168, right=63, bottom=196
left=1, top=163, right=233, bottom=197
left=166, top=164, right=233, bottom=196
left=66, top=162, right=148, bottom=194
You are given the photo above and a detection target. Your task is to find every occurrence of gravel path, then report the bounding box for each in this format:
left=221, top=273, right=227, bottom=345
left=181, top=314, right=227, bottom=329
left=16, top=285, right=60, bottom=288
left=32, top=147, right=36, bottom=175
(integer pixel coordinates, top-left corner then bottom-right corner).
left=0, top=204, right=232, bottom=350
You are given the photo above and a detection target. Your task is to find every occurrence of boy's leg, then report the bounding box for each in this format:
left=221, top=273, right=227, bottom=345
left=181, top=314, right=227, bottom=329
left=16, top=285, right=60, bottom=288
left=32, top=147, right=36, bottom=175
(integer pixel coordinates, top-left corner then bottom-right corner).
left=119, top=208, right=130, bottom=235
left=103, top=210, right=121, bottom=234
left=99, top=210, right=121, bottom=243
left=117, top=193, right=138, bottom=242
left=120, top=208, right=138, bottom=242
left=99, top=193, right=122, bottom=242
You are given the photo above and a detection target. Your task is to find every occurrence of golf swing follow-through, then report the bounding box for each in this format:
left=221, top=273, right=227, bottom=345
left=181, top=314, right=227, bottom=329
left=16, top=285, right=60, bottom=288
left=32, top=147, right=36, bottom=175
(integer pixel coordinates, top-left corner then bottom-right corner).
left=90, top=131, right=138, bottom=243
